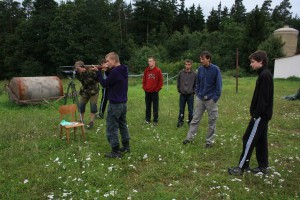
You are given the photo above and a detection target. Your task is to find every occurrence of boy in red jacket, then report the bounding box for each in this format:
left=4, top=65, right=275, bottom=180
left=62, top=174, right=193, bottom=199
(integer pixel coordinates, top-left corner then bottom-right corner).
left=142, top=56, right=163, bottom=125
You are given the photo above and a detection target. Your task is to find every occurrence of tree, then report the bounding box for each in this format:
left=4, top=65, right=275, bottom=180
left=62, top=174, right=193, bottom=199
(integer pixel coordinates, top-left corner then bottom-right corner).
left=132, top=0, right=160, bottom=44
left=174, top=0, right=189, bottom=32
left=230, top=0, right=246, bottom=23
left=272, top=0, right=292, bottom=25
left=22, top=0, right=34, bottom=19
left=189, top=4, right=205, bottom=32
left=0, top=0, right=26, bottom=79
left=244, top=6, right=267, bottom=55
left=261, top=0, right=272, bottom=17
left=206, top=8, right=220, bottom=32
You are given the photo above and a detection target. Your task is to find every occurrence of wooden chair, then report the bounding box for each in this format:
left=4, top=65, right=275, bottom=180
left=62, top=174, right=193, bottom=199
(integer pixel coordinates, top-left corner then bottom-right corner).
left=59, top=104, right=85, bottom=143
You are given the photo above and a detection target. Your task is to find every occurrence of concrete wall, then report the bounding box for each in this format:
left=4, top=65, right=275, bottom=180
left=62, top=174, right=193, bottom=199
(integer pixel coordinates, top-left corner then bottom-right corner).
left=274, top=55, right=300, bottom=78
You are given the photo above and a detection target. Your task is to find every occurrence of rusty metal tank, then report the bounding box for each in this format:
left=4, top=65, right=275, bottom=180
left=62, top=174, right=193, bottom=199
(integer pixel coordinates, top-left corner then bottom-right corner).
left=6, top=76, right=64, bottom=104
left=273, top=25, right=299, bottom=57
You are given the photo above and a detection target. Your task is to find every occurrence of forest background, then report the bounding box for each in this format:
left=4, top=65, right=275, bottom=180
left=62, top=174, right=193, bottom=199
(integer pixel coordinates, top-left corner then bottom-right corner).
left=0, top=0, right=299, bottom=79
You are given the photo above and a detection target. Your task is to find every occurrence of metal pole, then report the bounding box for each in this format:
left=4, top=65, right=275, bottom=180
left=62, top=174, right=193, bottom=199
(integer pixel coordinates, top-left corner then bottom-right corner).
left=236, top=48, right=239, bottom=94
left=167, top=73, right=169, bottom=92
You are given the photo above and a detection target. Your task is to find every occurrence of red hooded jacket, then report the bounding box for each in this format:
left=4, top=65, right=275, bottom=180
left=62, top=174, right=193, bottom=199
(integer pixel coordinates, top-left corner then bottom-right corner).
left=142, top=66, right=163, bottom=92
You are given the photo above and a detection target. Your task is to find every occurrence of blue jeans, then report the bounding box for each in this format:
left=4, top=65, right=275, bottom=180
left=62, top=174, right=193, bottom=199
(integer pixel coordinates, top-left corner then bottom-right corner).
left=106, top=103, right=130, bottom=148
left=178, top=94, right=194, bottom=123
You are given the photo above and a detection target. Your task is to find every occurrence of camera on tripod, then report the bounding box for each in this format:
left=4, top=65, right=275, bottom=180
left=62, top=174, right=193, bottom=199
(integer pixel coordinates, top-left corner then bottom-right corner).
left=60, top=66, right=77, bottom=79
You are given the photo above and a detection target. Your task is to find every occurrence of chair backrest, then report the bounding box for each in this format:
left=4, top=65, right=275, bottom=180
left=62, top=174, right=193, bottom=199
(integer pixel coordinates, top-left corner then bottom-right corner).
left=59, top=104, right=78, bottom=122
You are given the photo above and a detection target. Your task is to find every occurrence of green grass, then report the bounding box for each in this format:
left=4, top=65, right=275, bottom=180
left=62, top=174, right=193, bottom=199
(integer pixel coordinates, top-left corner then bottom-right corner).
left=0, top=76, right=299, bottom=199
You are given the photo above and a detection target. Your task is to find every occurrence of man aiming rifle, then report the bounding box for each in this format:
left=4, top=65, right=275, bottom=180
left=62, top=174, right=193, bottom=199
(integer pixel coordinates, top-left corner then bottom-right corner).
left=75, top=61, right=101, bottom=129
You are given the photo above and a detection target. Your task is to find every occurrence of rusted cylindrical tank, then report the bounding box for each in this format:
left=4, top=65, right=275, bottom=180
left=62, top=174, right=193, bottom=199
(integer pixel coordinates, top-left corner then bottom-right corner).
left=6, top=76, right=64, bottom=104
left=273, top=25, right=299, bottom=57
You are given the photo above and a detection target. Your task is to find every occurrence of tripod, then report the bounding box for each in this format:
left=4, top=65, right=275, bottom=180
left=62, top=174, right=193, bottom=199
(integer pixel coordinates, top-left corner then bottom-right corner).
left=63, top=70, right=83, bottom=123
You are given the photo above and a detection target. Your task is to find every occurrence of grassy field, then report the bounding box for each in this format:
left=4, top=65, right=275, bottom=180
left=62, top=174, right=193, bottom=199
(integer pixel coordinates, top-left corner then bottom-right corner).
left=0, top=76, right=299, bottom=199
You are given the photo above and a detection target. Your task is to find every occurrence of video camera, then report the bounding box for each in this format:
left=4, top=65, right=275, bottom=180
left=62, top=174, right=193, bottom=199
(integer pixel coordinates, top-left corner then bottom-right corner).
left=60, top=66, right=77, bottom=79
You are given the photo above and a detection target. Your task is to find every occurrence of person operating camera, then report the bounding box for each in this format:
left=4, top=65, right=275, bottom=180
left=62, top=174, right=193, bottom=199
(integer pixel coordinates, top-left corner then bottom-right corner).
left=75, top=61, right=101, bottom=129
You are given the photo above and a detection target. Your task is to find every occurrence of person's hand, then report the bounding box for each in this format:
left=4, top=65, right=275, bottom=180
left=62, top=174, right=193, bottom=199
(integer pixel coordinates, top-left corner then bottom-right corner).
left=101, top=65, right=108, bottom=71
left=76, top=67, right=86, bottom=73
left=90, top=65, right=98, bottom=71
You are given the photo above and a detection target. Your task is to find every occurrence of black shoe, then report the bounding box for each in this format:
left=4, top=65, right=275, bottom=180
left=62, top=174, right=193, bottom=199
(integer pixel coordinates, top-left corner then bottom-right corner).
left=86, top=121, right=94, bottom=129
left=98, top=112, right=104, bottom=119
left=251, top=167, right=269, bottom=174
left=182, top=140, right=191, bottom=145
left=105, top=151, right=122, bottom=158
left=205, top=143, right=213, bottom=148
left=177, top=121, right=183, bottom=128
left=120, top=147, right=131, bottom=153
left=96, top=113, right=104, bottom=119
left=228, top=167, right=243, bottom=175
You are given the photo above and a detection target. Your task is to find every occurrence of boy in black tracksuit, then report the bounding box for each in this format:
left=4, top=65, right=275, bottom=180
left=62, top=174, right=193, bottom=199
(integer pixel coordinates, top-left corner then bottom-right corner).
left=228, top=50, right=273, bottom=175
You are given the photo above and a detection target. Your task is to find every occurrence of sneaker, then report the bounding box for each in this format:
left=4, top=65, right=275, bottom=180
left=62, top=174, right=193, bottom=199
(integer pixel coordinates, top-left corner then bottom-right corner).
left=182, top=140, right=191, bottom=145
left=205, top=143, right=213, bottom=148
left=105, top=151, right=122, bottom=158
left=119, top=147, right=131, bottom=153
left=228, top=167, right=243, bottom=175
left=153, top=122, right=158, bottom=126
left=86, top=121, right=94, bottom=129
left=251, top=167, right=269, bottom=174
left=143, top=120, right=150, bottom=125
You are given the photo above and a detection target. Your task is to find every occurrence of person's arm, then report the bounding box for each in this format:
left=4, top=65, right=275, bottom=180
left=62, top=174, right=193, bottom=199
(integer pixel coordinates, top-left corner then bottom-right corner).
left=156, top=69, right=163, bottom=92
left=142, top=70, right=147, bottom=90
left=195, top=68, right=201, bottom=96
left=252, top=74, right=273, bottom=118
left=177, top=72, right=181, bottom=93
left=213, top=68, right=222, bottom=102
left=192, top=72, right=197, bottom=94
left=99, top=68, right=119, bottom=88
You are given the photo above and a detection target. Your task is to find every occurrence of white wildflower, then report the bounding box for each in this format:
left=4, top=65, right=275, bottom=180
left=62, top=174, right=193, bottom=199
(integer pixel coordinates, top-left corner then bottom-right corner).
left=278, top=179, right=285, bottom=183
left=274, top=172, right=281, bottom=176
left=104, top=193, right=109, bottom=197
left=231, top=178, right=242, bottom=182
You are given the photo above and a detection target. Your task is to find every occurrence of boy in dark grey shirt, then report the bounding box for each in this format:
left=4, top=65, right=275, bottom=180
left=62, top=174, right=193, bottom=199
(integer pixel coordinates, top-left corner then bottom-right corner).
left=177, top=59, right=197, bottom=127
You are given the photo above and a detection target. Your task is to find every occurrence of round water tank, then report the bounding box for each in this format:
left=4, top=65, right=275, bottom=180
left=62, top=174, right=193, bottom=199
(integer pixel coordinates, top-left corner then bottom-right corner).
left=273, top=25, right=299, bottom=57
left=7, top=76, right=64, bottom=104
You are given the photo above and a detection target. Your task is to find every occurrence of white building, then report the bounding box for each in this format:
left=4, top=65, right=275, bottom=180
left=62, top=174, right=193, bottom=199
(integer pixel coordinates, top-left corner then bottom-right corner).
left=273, top=25, right=299, bottom=78
left=274, top=54, right=300, bottom=78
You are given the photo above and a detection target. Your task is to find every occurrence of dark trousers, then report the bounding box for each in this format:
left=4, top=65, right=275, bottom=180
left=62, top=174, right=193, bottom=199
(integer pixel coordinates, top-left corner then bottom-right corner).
left=145, top=91, right=159, bottom=122
left=99, top=88, right=108, bottom=114
left=238, top=117, right=269, bottom=169
left=106, top=103, right=130, bottom=148
left=178, top=94, right=194, bottom=123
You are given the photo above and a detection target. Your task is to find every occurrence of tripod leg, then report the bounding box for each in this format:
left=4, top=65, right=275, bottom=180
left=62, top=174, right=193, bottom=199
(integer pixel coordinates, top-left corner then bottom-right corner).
left=64, top=83, right=72, bottom=105
left=71, top=84, right=83, bottom=123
